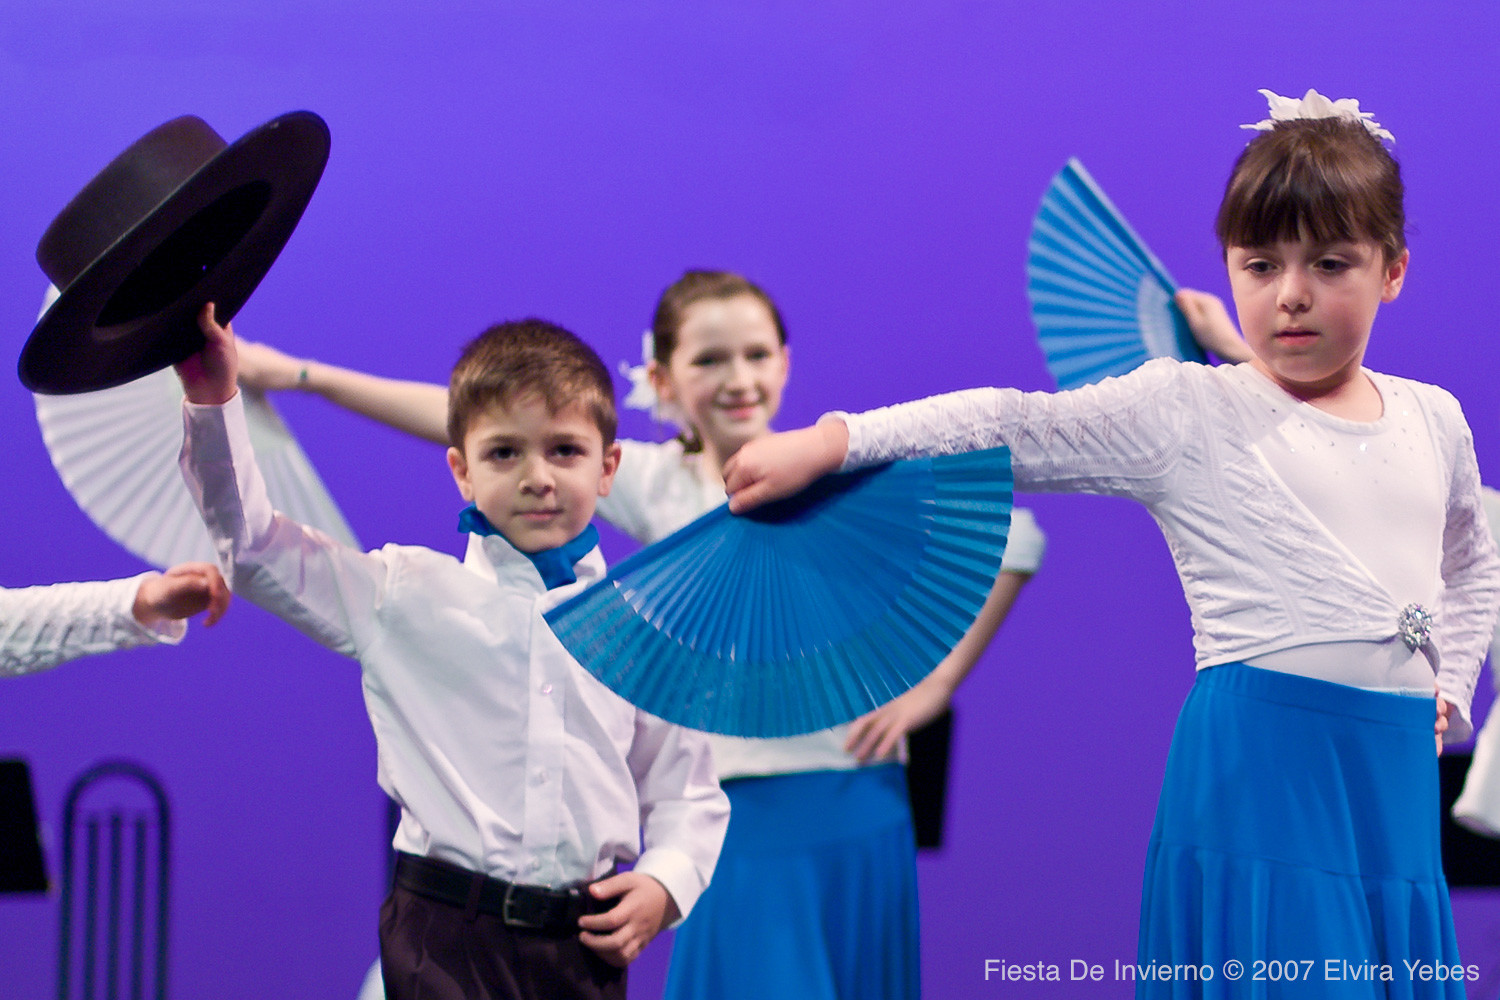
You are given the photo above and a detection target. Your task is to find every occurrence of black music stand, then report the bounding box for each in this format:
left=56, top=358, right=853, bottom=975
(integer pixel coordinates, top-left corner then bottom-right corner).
left=0, top=758, right=48, bottom=894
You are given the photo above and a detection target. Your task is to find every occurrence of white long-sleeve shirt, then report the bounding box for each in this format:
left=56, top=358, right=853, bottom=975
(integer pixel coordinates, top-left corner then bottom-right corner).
left=180, top=395, right=728, bottom=917
left=598, top=437, right=1047, bottom=778
left=838, top=359, right=1500, bottom=740
left=1, top=574, right=183, bottom=677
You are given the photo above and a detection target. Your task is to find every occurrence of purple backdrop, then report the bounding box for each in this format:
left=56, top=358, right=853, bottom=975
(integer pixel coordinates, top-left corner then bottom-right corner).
left=3, top=2, right=1499, bottom=997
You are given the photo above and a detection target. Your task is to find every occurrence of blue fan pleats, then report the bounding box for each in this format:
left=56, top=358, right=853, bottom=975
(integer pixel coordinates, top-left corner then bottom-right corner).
left=1028, top=158, right=1205, bottom=389
left=545, top=448, right=1013, bottom=736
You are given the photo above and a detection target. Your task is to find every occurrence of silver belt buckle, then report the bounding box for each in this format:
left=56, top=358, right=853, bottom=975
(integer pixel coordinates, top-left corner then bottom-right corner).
left=501, top=882, right=545, bottom=930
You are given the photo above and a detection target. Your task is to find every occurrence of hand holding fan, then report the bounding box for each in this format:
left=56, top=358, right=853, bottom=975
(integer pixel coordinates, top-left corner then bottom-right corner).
left=1027, top=158, right=1205, bottom=389
left=545, top=447, right=1012, bottom=737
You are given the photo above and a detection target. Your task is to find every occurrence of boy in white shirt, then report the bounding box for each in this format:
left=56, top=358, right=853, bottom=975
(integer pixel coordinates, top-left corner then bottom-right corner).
left=175, top=306, right=728, bottom=1000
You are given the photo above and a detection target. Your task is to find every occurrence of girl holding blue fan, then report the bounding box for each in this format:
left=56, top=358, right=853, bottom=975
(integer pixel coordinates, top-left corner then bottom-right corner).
left=724, top=90, right=1500, bottom=996
left=235, top=269, right=1046, bottom=1000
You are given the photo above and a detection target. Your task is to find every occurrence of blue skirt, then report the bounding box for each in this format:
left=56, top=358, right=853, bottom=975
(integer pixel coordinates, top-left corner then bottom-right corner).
left=662, top=764, right=919, bottom=1000
left=1139, top=664, right=1464, bottom=999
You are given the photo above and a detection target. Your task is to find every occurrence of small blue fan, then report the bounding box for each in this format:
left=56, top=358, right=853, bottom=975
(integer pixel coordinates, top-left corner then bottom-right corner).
left=545, top=447, right=1013, bottom=737
left=1027, top=158, right=1205, bottom=390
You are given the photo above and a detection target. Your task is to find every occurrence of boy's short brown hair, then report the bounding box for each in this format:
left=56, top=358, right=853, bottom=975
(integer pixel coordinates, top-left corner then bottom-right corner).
left=447, top=319, right=617, bottom=449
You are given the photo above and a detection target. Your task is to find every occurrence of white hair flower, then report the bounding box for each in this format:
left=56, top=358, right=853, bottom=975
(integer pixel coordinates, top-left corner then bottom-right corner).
left=1241, top=88, right=1394, bottom=143
left=618, top=330, right=688, bottom=429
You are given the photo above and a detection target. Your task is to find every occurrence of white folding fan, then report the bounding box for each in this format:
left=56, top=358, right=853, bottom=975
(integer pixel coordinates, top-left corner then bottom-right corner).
left=32, top=285, right=358, bottom=568
left=545, top=447, right=1013, bottom=738
left=1027, top=158, right=1205, bottom=389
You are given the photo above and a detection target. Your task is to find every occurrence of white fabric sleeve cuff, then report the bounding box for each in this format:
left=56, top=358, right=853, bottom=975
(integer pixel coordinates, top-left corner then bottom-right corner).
left=119, top=572, right=187, bottom=645
left=1438, top=680, right=1473, bottom=744
left=820, top=412, right=860, bottom=471
left=1000, top=507, right=1045, bottom=574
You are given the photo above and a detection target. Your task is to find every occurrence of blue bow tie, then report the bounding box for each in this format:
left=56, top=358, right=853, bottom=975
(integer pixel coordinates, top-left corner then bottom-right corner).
left=457, top=504, right=599, bottom=589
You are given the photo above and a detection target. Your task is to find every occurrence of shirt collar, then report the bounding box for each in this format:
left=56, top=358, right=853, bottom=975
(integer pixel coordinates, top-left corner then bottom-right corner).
left=457, top=504, right=600, bottom=590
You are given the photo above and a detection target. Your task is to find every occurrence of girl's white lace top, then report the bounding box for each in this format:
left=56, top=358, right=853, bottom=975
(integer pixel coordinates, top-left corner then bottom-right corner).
left=837, top=358, right=1500, bottom=740
left=0, top=574, right=183, bottom=677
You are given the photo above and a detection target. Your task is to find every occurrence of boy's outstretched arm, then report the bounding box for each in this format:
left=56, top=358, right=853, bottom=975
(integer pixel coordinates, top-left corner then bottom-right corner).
left=723, top=418, right=849, bottom=513
left=177, top=303, right=239, bottom=405
left=577, top=872, right=679, bottom=968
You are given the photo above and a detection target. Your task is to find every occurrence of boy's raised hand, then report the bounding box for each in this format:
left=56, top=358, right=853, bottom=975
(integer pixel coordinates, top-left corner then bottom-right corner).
left=175, top=302, right=239, bottom=405
left=577, top=871, right=679, bottom=968
left=724, top=419, right=849, bottom=514
left=133, top=562, right=231, bottom=628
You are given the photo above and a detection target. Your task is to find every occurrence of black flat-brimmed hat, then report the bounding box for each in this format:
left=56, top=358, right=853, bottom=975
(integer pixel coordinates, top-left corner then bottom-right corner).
left=21, top=111, right=330, bottom=394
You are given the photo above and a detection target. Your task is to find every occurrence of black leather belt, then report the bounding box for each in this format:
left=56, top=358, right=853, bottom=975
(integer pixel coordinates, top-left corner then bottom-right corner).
left=394, top=852, right=616, bottom=934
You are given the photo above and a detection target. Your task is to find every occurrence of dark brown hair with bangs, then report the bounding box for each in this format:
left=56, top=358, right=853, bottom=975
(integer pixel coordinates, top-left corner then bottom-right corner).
left=447, top=318, right=617, bottom=449
left=1215, top=117, right=1406, bottom=263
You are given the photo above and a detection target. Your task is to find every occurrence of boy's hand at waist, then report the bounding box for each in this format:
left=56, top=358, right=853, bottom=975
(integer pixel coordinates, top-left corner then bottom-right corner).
left=724, top=417, right=848, bottom=513
left=577, top=871, right=679, bottom=968
left=175, top=302, right=239, bottom=405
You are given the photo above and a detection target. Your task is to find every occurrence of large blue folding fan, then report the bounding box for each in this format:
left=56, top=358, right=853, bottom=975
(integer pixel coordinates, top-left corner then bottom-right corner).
left=545, top=447, right=1013, bottom=738
left=1027, top=158, right=1205, bottom=389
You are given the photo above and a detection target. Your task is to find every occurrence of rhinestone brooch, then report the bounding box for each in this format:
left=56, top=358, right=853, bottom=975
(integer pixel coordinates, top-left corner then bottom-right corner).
left=1397, top=603, right=1434, bottom=652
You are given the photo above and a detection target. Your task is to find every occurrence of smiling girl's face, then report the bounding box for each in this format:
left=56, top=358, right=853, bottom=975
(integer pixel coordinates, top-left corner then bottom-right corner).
left=651, top=293, right=790, bottom=468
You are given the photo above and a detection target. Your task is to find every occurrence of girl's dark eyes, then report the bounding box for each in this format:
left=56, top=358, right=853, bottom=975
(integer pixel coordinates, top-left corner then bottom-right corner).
left=692, top=349, right=774, bottom=366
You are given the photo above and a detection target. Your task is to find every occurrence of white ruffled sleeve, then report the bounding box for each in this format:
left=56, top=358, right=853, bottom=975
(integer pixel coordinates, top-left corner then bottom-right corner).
left=0, top=574, right=182, bottom=677
left=839, top=358, right=1194, bottom=504
left=1432, top=396, right=1500, bottom=742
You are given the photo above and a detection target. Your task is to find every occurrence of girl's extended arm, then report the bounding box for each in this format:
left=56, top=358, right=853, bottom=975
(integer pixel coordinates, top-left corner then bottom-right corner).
left=1, top=571, right=221, bottom=678
left=133, top=563, right=230, bottom=629
left=237, top=340, right=450, bottom=445
left=730, top=360, right=1192, bottom=513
